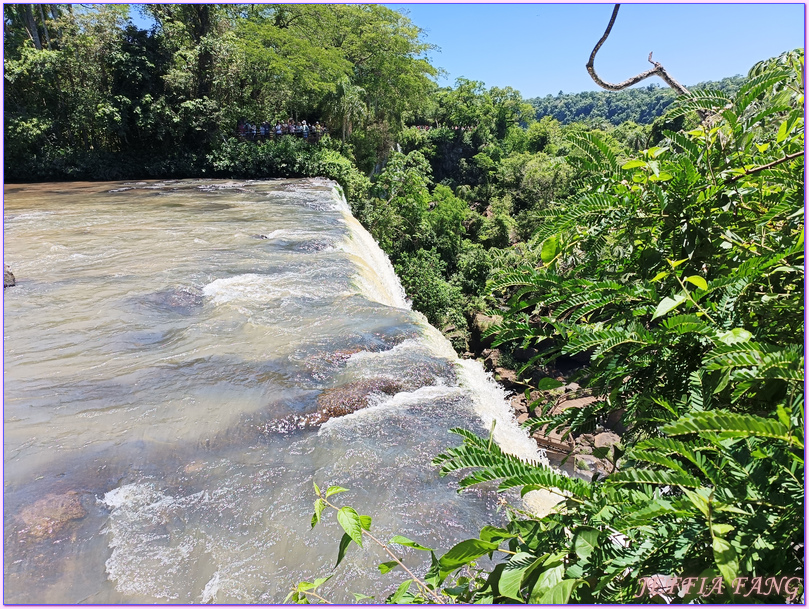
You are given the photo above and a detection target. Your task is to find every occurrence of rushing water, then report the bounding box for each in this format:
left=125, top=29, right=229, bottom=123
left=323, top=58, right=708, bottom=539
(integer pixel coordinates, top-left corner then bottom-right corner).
left=3, top=179, right=553, bottom=603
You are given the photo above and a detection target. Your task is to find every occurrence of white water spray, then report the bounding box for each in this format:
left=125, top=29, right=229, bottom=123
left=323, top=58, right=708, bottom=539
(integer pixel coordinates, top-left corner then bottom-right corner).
left=333, top=184, right=560, bottom=516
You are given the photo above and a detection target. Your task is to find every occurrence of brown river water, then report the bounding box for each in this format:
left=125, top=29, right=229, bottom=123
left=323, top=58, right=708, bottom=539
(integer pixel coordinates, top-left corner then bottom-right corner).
left=3, top=179, right=553, bottom=603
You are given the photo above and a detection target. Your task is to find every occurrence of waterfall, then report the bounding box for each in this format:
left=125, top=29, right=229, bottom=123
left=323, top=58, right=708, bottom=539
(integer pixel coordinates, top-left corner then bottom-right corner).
left=3, top=178, right=558, bottom=603
left=333, top=184, right=558, bottom=515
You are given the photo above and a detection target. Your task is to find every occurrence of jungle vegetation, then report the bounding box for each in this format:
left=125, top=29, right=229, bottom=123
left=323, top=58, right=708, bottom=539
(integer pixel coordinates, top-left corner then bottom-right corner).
left=4, top=4, right=804, bottom=604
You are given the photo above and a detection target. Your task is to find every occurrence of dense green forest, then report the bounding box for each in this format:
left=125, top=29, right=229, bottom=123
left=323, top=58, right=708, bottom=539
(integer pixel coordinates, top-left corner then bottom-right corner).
left=528, top=75, right=745, bottom=126
left=4, top=3, right=804, bottom=604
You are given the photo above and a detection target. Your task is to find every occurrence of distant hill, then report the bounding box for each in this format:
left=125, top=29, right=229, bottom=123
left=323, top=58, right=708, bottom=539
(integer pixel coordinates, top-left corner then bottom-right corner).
left=528, top=76, right=745, bottom=125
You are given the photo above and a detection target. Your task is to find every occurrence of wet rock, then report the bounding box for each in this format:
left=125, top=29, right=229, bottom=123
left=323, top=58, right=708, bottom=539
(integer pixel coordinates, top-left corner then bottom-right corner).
left=605, top=408, right=628, bottom=434
left=470, top=313, right=502, bottom=350
left=140, top=287, right=204, bottom=315
left=4, top=265, right=15, bottom=288
left=577, top=433, right=596, bottom=448
left=295, top=240, right=333, bottom=253
left=482, top=349, right=501, bottom=371
left=17, top=492, right=86, bottom=541
left=594, top=431, right=621, bottom=450
left=557, top=396, right=599, bottom=410
left=573, top=455, right=609, bottom=481
left=531, top=426, right=575, bottom=453
left=512, top=346, right=539, bottom=363
left=494, top=367, right=520, bottom=389
left=516, top=412, right=530, bottom=425
left=510, top=394, right=528, bottom=414
left=314, top=378, right=403, bottom=422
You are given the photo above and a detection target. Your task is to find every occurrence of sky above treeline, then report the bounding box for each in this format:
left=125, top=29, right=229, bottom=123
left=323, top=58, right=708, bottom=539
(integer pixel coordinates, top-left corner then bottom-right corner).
left=128, top=3, right=805, bottom=99
left=385, top=3, right=806, bottom=98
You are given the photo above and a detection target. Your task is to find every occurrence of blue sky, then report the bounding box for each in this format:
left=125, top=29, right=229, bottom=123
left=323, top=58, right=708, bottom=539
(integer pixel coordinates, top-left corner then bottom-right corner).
left=129, top=3, right=805, bottom=99
left=386, top=3, right=806, bottom=98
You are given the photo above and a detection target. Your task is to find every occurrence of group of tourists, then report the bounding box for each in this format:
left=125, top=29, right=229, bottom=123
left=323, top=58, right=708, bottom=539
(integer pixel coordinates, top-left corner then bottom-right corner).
left=411, top=124, right=476, bottom=132
left=236, top=118, right=328, bottom=142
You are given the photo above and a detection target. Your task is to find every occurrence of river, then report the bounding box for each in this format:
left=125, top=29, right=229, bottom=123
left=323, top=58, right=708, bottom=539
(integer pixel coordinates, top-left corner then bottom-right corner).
left=3, top=178, right=553, bottom=603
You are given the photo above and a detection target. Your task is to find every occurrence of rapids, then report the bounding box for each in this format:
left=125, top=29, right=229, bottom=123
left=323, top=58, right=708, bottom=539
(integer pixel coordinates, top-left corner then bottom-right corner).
left=3, top=179, right=554, bottom=603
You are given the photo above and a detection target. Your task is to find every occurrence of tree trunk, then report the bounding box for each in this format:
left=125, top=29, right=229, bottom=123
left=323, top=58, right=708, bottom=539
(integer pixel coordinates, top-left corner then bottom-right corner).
left=22, top=4, right=42, bottom=50
left=37, top=3, right=51, bottom=49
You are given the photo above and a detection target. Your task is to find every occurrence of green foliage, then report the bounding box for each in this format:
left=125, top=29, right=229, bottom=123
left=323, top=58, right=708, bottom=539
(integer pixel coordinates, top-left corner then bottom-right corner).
left=4, top=3, right=435, bottom=185
left=395, top=249, right=462, bottom=328
left=529, top=77, right=746, bottom=126
left=296, top=49, right=804, bottom=605
left=296, top=395, right=803, bottom=603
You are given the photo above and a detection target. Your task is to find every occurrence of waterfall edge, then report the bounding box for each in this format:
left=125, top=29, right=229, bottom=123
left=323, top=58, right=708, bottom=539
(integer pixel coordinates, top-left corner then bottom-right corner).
left=331, top=183, right=562, bottom=517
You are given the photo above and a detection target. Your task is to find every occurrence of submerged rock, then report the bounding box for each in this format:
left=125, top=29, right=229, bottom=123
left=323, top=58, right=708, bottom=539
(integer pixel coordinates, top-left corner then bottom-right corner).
left=17, top=492, right=86, bottom=541
left=139, top=287, right=204, bottom=314
left=4, top=265, right=15, bottom=288
left=263, top=377, right=407, bottom=433
left=313, top=378, right=404, bottom=423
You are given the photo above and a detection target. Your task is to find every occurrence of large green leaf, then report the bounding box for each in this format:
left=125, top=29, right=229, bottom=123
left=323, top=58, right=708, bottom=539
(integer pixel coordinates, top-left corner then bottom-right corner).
left=573, top=527, right=599, bottom=562
left=712, top=535, right=739, bottom=587
left=652, top=294, right=687, bottom=320
left=527, top=556, right=565, bottom=603
left=497, top=552, right=540, bottom=601
left=540, top=235, right=560, bottom=264
left=311, top=498, right=326, bottom=529
left=535, top=579, right=583, bottom=604
left=378, top=560, right=399, bottom=575
left=336, top=506, right=363, bottom=547
left=438, top=538, right=501, bottom=578
left=334, top=532, right=352, bottom=569
left=390, top=535, right=432, bottom=551
left=388, top=579, right=412, bottom=604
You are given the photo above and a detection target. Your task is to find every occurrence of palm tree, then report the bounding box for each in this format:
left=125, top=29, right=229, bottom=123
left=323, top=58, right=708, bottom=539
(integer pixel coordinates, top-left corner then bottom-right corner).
left=330, top=76, right=367, bottom=142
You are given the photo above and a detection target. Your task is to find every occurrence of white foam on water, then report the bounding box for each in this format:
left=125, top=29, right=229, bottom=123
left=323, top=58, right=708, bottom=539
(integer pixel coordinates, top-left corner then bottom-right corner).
left=257, top=228, right=314, bottom=240
left=101, top=484, right=202, bottom=600
left=318, top=384, right=463, bottom=434
left=332, top=188, right=409, bottom=310
left=101, top=483, right=258, bottom=602
left=345, top=338, right=432, bottom=366
left=202, top=273, right=349, bottom=306
left=329, top=183, right=563, bottom=516
left=200, top=571, right=221, bottom=604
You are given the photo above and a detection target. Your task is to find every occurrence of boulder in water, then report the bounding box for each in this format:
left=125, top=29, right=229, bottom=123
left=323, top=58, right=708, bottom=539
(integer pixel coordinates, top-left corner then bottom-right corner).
left=4, top=265, right=15, bottom=288
left=17, top=492, right=86, bottom=541
left=314, top=378, right=404, bottom=423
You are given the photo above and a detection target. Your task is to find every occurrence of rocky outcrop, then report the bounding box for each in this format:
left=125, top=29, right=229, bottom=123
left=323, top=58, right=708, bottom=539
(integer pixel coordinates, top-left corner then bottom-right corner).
left=4, top=265, right=15, bottom=288
left=469, top=313, right=502, bottom=352
left=17, top=492, right=86, bottom=541
left=314, top=378, right=403, bottom=422
left=265, top=377, right=406, bottom=434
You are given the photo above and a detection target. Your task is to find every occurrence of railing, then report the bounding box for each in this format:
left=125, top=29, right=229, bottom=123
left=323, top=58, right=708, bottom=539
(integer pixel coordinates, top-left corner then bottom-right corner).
left=235, top=129, right=328, bottom=143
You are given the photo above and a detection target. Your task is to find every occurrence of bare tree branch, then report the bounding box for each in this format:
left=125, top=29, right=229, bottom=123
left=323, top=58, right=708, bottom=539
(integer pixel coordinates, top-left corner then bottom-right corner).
left=725, top=151, right=805, bottom=183
left=586, top=5, right=691, bottom=96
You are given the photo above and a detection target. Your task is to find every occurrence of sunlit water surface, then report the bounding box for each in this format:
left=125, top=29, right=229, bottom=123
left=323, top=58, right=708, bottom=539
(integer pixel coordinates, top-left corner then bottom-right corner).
left=3, top=179, right=552, bottom=603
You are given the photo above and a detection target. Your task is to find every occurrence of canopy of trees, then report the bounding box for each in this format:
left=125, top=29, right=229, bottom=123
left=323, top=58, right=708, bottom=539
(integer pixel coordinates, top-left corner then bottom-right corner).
left=528, top=76, right=745, bottom=126
left=4, top=3, right=436, bottom=179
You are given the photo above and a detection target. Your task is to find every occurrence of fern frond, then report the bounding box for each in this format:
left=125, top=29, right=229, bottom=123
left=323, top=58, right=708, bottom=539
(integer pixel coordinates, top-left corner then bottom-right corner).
left=734, top=70, right=792, bottom=116
left=609, top=469, right=702, bottom=488
left=661, top=411, right=799, bottom=447
left=663, top=130, right=702, bottom=163
left=567, top=131, right=620, bottom=175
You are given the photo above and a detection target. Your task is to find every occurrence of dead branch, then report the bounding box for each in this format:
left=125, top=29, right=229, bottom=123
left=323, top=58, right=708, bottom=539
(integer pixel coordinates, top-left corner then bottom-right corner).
left=586, top=5, right=692, bottom=97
